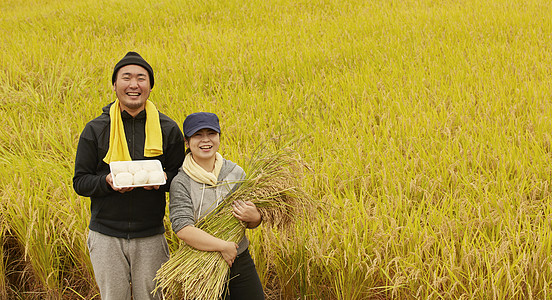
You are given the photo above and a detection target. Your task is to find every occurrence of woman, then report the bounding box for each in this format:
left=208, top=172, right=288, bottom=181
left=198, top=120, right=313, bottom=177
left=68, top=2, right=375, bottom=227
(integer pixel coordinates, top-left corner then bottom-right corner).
left=169, top=112, right=265, bottom=299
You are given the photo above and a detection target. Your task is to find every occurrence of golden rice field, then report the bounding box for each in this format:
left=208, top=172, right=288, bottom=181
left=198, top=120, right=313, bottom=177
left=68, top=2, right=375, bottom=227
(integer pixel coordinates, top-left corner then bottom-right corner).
left=1, top=0, right=552, bottom=298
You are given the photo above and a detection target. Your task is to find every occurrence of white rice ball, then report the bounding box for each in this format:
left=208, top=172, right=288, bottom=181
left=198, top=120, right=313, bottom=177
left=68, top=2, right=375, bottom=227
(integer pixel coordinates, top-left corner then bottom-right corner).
left=128, top=163, right=142, bottom=175
left=133, top=170, right=149, bottom=185
left=115, top=172, right=133, bottom=186
left=148, top=171, right=165, bottom=184
left=142, top=161, right=159, bottom=172
left=110, top=163, right=128, bottom=175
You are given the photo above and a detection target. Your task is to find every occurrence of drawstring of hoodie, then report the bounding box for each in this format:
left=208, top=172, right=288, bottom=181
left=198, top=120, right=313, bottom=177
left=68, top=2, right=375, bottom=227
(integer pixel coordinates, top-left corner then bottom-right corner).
left=197, top=183, right=206, bottom=221
left=197, top=183, right=223, bottom=221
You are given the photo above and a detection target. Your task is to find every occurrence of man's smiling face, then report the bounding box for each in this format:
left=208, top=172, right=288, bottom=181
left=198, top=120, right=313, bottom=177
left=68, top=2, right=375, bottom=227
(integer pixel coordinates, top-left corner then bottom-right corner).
left=113, top=64, right=151, bottom=116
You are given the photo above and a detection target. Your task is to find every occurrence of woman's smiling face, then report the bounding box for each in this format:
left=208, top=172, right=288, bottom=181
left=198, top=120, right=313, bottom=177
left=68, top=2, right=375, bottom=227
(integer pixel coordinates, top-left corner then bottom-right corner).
left=186, top=128, right=220, bottom=165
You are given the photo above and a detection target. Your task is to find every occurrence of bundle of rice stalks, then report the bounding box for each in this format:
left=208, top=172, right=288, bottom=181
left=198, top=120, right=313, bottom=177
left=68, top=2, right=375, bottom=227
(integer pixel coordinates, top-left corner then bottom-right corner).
left=155, top=146, right=306, bottom=299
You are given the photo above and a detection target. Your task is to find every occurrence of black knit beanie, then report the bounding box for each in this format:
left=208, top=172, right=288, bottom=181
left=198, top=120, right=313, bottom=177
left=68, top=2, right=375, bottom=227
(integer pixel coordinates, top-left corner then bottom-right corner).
left=112, top=52, right=154, bottom=88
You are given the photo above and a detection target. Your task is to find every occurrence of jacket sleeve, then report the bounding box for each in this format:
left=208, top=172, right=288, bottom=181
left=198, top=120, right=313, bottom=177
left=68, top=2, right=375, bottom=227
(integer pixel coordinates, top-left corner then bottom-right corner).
left=73, top=127, right=112, bottom=197
left=160, top=125, right=185, bottom=193
left=169, top=174, right=195, bottom=234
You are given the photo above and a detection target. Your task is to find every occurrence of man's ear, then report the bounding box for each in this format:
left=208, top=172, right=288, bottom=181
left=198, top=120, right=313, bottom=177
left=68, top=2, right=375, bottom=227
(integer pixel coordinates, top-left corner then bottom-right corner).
left=112, top=82, right=116, bottom=91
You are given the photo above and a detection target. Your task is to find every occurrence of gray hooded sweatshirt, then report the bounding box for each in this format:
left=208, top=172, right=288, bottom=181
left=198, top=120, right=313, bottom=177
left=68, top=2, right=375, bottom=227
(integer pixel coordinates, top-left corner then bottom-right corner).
left=169, top=158, right=250, bottom=254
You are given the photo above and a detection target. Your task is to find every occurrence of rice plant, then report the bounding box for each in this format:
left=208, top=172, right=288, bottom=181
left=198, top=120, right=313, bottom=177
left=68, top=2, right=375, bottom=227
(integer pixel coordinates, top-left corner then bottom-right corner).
left=2, top=0, right=552, bottom=298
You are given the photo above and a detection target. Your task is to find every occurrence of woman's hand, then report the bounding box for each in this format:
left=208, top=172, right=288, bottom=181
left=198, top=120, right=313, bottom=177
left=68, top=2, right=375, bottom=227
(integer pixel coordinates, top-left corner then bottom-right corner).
left=232, top=200, right=262, bottom=228
left=220, top=241, right=239, bottom=267
left=177, top=226, right=239, bottom=266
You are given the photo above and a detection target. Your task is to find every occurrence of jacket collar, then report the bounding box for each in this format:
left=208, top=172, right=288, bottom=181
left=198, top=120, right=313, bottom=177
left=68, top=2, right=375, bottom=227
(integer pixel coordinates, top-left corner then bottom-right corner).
left=102, top=101, right=146, bottom=120
left=121, top=109, right=146, bottom=120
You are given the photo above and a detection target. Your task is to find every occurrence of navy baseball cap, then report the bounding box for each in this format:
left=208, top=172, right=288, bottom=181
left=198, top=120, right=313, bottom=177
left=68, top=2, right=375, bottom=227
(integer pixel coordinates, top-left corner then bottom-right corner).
left=183, top=112, right=221, bottom=137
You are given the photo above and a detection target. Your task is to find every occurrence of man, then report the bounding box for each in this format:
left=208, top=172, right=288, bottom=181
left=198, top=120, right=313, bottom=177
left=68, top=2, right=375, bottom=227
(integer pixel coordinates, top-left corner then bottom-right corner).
left=73, top=52, right=185, bottom=300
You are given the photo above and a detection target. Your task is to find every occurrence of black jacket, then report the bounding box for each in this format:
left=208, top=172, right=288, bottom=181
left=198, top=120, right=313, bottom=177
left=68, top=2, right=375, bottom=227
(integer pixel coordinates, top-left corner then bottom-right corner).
left=73, top=102, right=185, bottom=238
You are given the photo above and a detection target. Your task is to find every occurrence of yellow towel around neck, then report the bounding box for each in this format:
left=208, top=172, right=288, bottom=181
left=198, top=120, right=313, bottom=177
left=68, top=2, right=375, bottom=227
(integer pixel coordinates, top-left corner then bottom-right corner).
left=103, top=99, right=163, bottom=164
left=182, top=152, right=223, bottom=186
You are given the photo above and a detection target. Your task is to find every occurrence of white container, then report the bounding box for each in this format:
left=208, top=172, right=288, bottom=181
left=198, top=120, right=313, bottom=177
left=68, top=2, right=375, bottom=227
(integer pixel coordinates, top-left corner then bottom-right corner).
left=110, top=160, right=166, bottom=188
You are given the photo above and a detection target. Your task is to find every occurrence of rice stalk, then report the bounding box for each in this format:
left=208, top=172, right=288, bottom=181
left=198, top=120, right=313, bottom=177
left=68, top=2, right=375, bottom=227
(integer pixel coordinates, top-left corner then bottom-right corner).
left=155, top=146, right=306, bottom=299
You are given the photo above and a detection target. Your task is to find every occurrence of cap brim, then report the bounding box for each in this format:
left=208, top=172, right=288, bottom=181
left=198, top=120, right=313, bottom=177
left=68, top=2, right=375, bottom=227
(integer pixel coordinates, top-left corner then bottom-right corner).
left=185, top=125, right=221, bottom=137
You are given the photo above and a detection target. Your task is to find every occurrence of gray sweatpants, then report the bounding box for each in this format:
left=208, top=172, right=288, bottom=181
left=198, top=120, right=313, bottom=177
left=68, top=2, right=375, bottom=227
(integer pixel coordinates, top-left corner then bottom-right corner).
left=87, top=230, right=169, bottom=300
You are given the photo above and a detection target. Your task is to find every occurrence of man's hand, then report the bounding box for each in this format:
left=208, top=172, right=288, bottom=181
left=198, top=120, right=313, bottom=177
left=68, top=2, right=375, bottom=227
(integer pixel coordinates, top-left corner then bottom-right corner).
left=106, top=173, right=134, bottom=193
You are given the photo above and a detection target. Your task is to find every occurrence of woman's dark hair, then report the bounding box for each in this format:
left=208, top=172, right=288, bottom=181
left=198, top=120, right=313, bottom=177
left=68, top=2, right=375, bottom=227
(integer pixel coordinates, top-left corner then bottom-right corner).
left=184, top=136, right=191, bottom=155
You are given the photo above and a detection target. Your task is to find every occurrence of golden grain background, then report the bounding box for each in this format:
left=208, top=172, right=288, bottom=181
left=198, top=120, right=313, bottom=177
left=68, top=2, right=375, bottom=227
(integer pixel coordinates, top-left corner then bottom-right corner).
left=1, top=0, right=552, bottom=298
